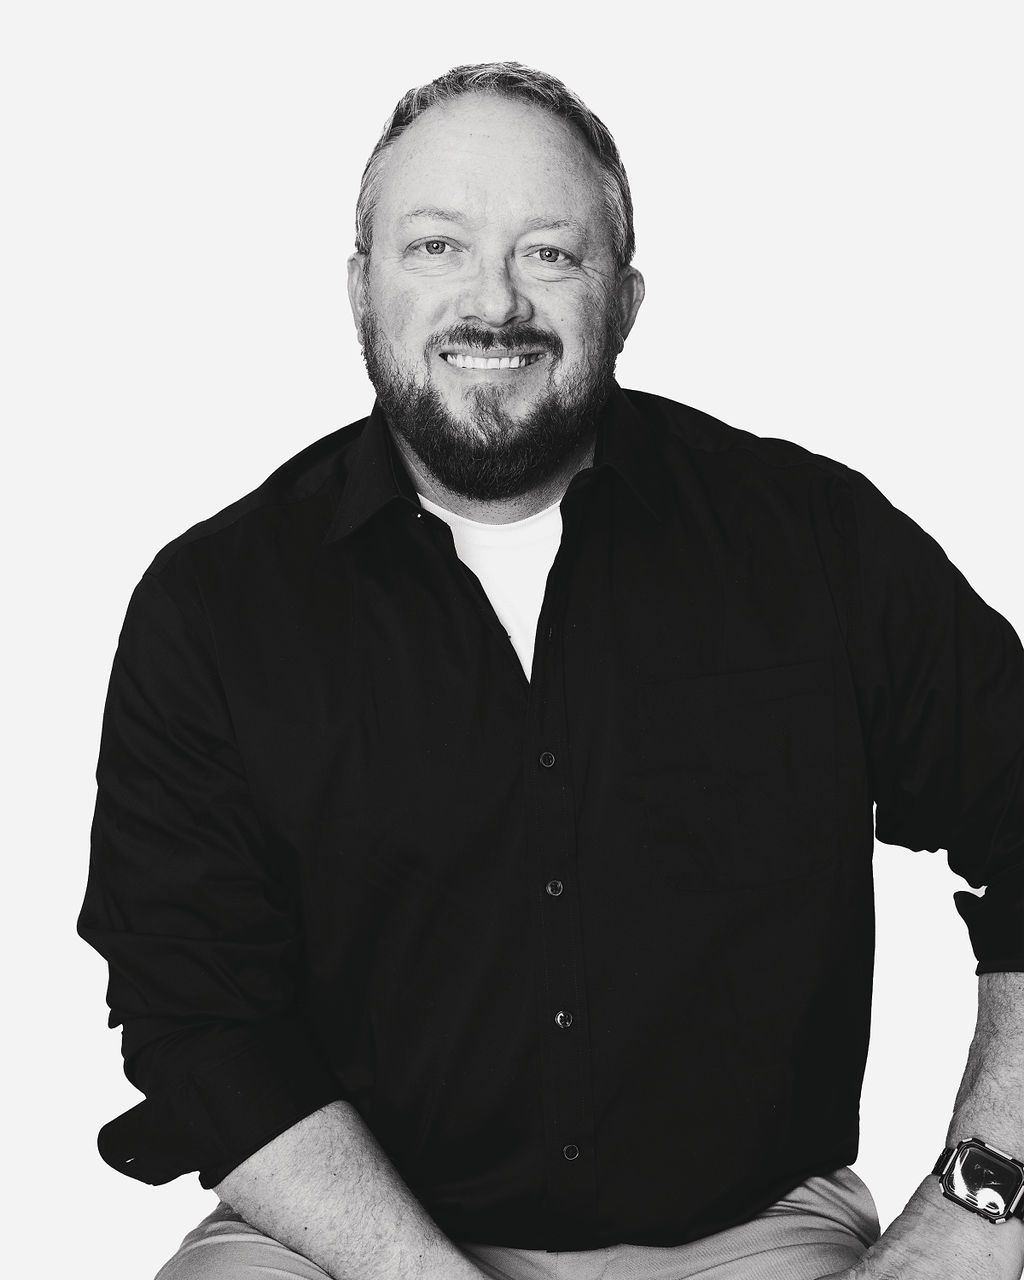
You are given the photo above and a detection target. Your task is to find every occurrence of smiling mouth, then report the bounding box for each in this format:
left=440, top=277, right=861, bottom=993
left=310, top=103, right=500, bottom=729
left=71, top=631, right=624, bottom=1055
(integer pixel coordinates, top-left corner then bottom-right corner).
left=440, top=351, right=546, bottom=370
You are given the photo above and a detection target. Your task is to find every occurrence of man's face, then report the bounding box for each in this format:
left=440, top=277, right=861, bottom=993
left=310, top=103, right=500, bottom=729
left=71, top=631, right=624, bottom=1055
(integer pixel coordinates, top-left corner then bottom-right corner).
left=347, top=92, right=644, bottom=502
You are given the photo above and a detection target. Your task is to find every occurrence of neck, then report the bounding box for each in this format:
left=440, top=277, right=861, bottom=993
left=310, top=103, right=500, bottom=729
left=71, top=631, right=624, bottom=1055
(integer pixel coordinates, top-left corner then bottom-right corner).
left=390, top=431, right=597, bottom=525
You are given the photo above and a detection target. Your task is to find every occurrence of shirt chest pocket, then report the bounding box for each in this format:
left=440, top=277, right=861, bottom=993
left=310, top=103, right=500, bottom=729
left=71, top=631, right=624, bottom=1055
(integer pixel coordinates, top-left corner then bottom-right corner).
left=634, top=656, right=839, bottom=889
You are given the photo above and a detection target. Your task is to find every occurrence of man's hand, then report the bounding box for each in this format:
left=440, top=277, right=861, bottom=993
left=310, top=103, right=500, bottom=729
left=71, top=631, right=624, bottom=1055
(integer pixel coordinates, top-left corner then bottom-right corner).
left=820, top=1173, right=1024, bottom=1280
left=823, top=973, right=1023, bottom=1280
left=215, top=1101, right=490, bottom=1280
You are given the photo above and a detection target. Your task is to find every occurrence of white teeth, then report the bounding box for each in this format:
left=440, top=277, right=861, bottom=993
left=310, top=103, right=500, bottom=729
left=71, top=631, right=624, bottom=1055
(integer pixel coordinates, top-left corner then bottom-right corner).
left=443, top=352, right=541, bottom=370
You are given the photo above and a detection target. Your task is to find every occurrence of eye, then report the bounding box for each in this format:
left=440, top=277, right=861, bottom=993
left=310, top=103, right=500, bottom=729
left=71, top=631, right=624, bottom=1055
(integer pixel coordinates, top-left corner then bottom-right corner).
left=533, top=246, right=576, bottom=265
left=416, top=239, right=450, bottom=256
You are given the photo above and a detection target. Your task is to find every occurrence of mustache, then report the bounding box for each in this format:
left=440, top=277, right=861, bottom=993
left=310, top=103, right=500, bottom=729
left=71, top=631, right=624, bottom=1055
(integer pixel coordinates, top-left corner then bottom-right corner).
left=429, top=323, right=563, bottom=358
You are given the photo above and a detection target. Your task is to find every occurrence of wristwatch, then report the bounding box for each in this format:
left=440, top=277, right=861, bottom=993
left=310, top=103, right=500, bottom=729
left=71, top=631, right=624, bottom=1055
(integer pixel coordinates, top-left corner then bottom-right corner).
left=932, top=1136, right=1024, bottom=1224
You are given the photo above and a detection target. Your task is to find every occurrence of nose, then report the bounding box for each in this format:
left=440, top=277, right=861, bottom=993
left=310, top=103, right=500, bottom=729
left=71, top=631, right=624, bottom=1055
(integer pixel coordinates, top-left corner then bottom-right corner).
left=457, top=252, right=532, bottom=328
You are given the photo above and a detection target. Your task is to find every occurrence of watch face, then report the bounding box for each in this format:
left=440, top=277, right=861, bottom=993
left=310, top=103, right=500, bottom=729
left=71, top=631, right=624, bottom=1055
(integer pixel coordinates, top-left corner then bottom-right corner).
left=946, top=1144, right=1024, bottom=1220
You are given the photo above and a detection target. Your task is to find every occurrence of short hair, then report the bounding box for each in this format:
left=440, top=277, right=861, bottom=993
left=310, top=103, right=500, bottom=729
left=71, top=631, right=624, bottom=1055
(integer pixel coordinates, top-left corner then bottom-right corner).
left=354, top=61, right=636, bottom=271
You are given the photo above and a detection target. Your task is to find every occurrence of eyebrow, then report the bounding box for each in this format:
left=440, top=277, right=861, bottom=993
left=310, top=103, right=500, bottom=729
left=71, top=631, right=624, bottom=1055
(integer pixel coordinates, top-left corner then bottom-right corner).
left=400, top=207, right=465, bottom=224
left=400, top=207, right=589, bottom=239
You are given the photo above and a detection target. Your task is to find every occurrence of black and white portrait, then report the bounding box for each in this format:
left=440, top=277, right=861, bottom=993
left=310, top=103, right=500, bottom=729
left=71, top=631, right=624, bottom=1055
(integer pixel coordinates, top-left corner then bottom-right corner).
left=9, top=6, right=1023, bottom=1279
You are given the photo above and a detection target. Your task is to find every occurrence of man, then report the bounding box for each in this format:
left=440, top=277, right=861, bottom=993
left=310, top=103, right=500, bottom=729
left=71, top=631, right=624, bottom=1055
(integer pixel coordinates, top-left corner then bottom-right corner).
left=79, top=62, right=1024, bottom=1280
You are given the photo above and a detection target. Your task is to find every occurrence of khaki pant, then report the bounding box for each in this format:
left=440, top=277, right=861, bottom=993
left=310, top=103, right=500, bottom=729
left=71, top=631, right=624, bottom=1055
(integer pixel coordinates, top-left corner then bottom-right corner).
left=156, top=1165, right=880, bottom=1280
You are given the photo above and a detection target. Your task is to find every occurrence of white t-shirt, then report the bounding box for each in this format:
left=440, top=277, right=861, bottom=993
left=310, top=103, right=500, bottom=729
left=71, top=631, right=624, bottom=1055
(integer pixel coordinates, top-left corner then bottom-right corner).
left=416, top=491, right=564, bottom=682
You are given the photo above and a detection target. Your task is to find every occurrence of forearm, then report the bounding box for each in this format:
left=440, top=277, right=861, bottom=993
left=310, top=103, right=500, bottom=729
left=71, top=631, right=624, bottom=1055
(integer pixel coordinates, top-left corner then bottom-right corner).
left=853, top=972, right=1024, bottom=1280
left=214, top=1099, right=487, bottom=1280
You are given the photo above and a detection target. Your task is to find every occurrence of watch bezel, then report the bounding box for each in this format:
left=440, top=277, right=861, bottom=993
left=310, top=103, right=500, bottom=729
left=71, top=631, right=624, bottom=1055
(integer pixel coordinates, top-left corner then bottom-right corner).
left=936, top=1137, right=1024, bottom=1225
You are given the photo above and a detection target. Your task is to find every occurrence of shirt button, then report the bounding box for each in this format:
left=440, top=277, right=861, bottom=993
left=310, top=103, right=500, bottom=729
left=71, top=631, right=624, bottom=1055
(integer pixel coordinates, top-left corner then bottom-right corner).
left=563, top=1143, right=580, bottom=1161
left=545, top=879, right=564, bottom=897
left=554, top=1010, right=573, bottom=1029
left=539, top=751, right=556, bottom=768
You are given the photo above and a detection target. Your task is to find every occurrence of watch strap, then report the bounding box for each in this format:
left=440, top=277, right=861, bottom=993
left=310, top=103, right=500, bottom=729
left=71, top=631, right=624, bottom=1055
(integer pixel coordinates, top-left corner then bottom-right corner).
left=933, top=1146, right=954, bottom=1177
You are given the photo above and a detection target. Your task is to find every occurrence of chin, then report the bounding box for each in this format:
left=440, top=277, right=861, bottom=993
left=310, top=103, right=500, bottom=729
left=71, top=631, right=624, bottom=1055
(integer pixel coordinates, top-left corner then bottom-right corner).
left=440, top=382, right=541, bottom=420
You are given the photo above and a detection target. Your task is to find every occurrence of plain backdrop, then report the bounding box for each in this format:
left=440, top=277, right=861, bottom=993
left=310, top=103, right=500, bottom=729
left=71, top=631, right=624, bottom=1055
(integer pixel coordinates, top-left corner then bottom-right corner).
left=4, top=2, right=1022, bottom=1277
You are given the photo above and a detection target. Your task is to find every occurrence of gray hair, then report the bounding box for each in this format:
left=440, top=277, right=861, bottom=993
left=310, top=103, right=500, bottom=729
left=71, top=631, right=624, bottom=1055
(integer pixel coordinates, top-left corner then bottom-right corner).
left=354, top=61, right=636, bottom=271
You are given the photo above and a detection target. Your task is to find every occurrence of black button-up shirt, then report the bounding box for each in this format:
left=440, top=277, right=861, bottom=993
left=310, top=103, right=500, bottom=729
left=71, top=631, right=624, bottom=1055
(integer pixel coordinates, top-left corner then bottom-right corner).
left=78, top=381, right=1024, bottom=1250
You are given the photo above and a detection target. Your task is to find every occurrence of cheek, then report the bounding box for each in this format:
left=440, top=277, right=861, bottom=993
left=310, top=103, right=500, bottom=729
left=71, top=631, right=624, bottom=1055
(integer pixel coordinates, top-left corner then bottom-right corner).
left=394, top=284, right=449, bottom=326
left=548, top=296, right=615, bottom=362
left=542, top=272, right=612, bottom=322
left=375, top=282, right=450, bottom=353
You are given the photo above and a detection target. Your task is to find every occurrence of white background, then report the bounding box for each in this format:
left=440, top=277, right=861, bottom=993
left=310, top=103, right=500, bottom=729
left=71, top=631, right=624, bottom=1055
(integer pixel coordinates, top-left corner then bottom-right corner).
left=4, top=2, right=1022, bottom=1276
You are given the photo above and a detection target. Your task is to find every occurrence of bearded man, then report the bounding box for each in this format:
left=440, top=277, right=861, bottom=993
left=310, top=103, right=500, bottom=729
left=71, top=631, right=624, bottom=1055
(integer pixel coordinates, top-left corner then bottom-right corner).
left=79, top=61, right=1024, bottom=1280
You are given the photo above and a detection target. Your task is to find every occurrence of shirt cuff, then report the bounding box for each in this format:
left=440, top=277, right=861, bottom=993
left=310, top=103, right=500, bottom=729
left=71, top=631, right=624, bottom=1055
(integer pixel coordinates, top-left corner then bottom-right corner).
left=954, top=871, right=1024, bottom=975
left=97, top=1018, right=343, bottom=1185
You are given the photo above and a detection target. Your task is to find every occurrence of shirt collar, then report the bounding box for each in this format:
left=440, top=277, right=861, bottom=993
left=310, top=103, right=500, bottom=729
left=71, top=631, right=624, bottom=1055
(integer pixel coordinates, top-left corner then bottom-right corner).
left=321, top=378, right=672, bottom=546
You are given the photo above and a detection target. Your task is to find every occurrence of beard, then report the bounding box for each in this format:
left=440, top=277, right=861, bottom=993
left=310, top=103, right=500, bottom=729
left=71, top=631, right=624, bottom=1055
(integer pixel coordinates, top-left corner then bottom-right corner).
left=358, top=301, right=622, bottom=503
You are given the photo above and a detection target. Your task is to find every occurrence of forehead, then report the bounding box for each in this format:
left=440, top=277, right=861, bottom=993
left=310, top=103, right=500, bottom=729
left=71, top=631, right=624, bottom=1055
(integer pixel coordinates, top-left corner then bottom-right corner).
left=375, top=93, right=610, bottom=242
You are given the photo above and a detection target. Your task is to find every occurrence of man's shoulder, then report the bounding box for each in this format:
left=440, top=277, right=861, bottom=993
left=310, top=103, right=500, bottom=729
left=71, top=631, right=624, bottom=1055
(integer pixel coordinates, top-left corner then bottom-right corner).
left=623, top=386, right=862, bottom=484
left=145, top=410, right=372, bottom=579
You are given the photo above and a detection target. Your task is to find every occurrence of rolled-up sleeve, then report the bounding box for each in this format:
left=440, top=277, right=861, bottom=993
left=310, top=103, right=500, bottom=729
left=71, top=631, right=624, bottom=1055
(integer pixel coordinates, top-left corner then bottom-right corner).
left=836, top=468, right=1024, bottom=973
left=77, top=559, right=341, bottom=1186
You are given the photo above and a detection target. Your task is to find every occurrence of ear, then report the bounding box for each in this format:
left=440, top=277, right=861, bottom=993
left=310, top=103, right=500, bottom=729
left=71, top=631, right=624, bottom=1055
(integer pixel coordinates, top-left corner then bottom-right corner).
left=613, top=266, right=645, bottom=349
left=347, top=251, right=369, bottom=342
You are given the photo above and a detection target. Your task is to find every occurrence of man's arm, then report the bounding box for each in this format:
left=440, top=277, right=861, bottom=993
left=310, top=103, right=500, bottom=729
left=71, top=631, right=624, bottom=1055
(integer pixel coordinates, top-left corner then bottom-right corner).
left=214, top=1099, right=487, bottom=1280
left=822, top=469, right=1024, bottom=1275
left=79, top=566, right=349, bottom=1184
left=845, top=972, right=1024, bottom=1280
